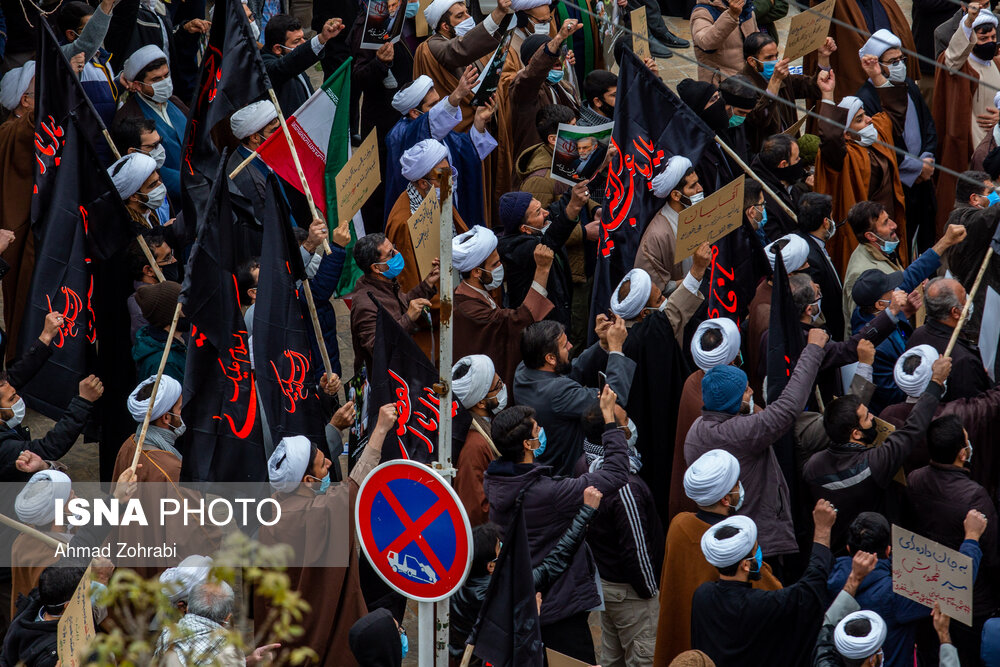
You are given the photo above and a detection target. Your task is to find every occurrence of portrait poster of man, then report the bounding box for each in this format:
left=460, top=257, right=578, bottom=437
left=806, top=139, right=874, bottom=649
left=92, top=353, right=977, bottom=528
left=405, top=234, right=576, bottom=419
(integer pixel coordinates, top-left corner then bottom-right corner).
left=549, top=121, right=614, bottom=186
left=360, top=0, right=405, bottom=49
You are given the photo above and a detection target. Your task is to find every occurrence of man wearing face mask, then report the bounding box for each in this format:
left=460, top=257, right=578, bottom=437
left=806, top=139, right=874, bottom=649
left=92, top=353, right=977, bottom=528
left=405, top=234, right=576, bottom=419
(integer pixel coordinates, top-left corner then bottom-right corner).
left=750, top=134, right=807, bottom=240
left=113, top=46, right=188, bottom=195
left=55, top=0, right=119, bottom=130
left=108, top=152, right=171, bottom=230
left=226, top=100, right=282, bottom=230
left=260, top=15, right=345, bottom=118
left=452, top=355, right=507, bottom=526
left=797, top=193, right=845, bottom=340
left=113, top=374, right=184, bottom=483
left=856, top=30, right=938, bottom=256
left=126, top=232, right=178, bottom=343
left=453, top=226, right=553, bottom=390
left=654, top=450, right=781, bottom=666
left=111, top=117, right=175, bottom=212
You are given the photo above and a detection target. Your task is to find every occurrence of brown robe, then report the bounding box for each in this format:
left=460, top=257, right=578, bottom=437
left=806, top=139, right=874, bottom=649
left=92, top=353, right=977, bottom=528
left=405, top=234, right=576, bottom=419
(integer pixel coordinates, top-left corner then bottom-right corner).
left=112, top=434, right=182, bottom=483
left=254, top=485, right=367, bottom=666
left=667, top=371, right=705, bottom=524
left=453, top=280, right=552, bottom=391
left=652, top=512, right=782, bottom=667
left=802, top=0, right=918, bottom=101
left=10, top=532, right=70, bottom=619
left=744, top=280, right=771, bottom=400
left=454, top=419, right=498, bottom=527
left=815, top=86, right=909, bottom=276
left=971, top=131, right=996, bottom=173
left=0, top=112, right=36, bottom=360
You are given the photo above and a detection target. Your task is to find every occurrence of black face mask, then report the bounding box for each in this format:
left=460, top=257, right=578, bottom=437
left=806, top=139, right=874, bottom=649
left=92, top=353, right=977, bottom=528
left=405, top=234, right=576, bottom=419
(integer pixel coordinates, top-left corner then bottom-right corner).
left=160, top=262, right=180, bottom=283
left=973, top=41, right=999, bottom=60
left=773, top=160, right=806, bottom=183
left=857, top=423, right=878, bottom=445
left=703, top=99, right=730, bottom=133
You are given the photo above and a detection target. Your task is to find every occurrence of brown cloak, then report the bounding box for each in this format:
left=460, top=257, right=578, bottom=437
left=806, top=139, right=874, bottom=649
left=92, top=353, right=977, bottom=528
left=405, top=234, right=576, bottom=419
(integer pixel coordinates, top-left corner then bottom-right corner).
left=454, top=421, right=498, bottom=527
left=0, top=112, right=36, bottom=360
left=112, top=434, right=182, bottom=483
left=10, top=532, right=70, bottom=619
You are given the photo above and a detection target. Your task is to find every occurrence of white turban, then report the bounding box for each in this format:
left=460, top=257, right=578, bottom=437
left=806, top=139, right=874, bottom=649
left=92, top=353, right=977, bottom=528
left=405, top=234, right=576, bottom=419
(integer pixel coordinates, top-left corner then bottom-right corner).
left=993, top=90, right=1000, bottom=110
left=392, top=75, right=435, bottom=114
left=230, top=100, right=277, bottom=139
left=651, top=155, right=693, bottom=198
left=0, top=61, right=34, bottom=111
left=108, top=152, right=157, bottom=199
left=834, top=610, right=887, bottom=659
left=893, top=344, right=939, bottom=397
left=838, top=95, right=865, bottom=124
left=400, top=139, right=449, bottom=182
left=701, top=515, right=757, bottom=568
left=123, top=44, right=168, bottom=82
left=684, top=449, right=740, bottom=506
left=425, top=0, right=461, bottom=30
left=764, top=234, right=810, bottom=272
left=511, top=0, right=549, bottom=9
left=15, top=470, right=72, bottom=526
left=268, top=435, right=313, bottom=493
left=159, top=555, right=214, bottom=603
left=973, top=9, right=999, bottom=31
left=691, top=318, right=741, bottom=372
left=127, top=375, right=183, bottom=423
left=452, top=355, right=495, bottom=408
left=610, top=269, right=652, bottom=320
left=453, top=226, right=498, bottom=272
left=858, top=29, right=901, bottom=59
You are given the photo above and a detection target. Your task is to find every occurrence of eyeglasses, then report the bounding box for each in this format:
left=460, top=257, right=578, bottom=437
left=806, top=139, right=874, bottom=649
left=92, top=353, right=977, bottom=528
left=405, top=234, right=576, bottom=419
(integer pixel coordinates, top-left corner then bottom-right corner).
left=881, top=55, right=906, bottom=66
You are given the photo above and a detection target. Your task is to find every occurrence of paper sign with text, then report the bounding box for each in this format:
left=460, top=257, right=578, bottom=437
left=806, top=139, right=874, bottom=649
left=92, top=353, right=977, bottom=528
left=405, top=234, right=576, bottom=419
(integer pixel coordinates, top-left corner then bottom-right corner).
left=631, top=7, right=651, bottom=63
left=891, top=525, right=973, bottom=626
left=872, top=417, right=906, bottom=485
left=57, top=568, right=95, bottom=666
left=675, top=176, right=745, bottom=262
left=406, top=192, right=441, bottom=277
left=336, top=129, right=381, bottom=221
left=782, top=0, right=836, bottom=63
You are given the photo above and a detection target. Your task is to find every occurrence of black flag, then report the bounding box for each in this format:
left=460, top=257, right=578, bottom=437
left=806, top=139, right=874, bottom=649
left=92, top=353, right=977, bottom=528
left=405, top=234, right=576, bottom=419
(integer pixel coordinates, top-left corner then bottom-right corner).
left=368, top=305, right=456, bottom=464
left=180, top=0, right=270, bottom=240
left=468, top=502, right=543, bottom=667
left=765, top=248, right=806, bottom=405
left=590, top=49, right=714, bottom=340
left=252, top=175, right=325, bottom=447
left=180, top=152, right=264, bottom=482
left=702, top=222, right=771, bottom=328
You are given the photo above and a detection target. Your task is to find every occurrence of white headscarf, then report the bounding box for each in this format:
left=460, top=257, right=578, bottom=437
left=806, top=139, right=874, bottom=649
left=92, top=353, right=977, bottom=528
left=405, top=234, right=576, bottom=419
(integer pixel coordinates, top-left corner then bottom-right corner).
left=15, top=470, right=72, bottom=526
left=651, top=155, right=693, bottom=198
left=701, top=515, right=757, bottom=567
left=610, top=269, right=652, bottom=320
left=123, top=44, right=168, bottom=82
left=400, top=139, right=449, bottom=182
left=858, top=29, right=901, bottom=59
left=392, top=75, right=435, bottom=114
left=230, top=100, right=277, bottom=139
left=834, top=610, right=887, bottom=659
left=838, top=96, right=865, bottom=125
left=764, top=234, right=810, bottom=272
left=452, top=355, right=495, bottom=408
left=108, top=153, right=158, bottom=199
left=973, top=9, right=999, bottom=31
left=268, top=436, right=312, bottom=493
left=453, top=226, right=498, bottom=272
left=893, top=344, right=939, bottom=397
left=683, top=449, right=740, bottom=506
left=159, top=555, right=214, bottom=603
left=0, top=61, right=35, bottom=111
left=691, top=318, right=741, bottom=371
left=425, top=0, right=461, bottom=30
left=127, top=375, right=182, bottom=423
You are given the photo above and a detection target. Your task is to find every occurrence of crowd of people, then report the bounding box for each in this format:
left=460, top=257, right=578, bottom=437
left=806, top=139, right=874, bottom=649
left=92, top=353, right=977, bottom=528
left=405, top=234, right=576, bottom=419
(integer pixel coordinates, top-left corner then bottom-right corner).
left=0, top=0, right=1000, bottom=662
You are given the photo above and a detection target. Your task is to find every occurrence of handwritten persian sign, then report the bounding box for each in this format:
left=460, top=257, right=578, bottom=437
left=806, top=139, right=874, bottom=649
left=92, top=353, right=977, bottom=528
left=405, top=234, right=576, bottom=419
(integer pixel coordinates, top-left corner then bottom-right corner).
left=631, top=7, right=651, bottom=63
left=891, top=525, right=973, bottom=626
left=336, top=129, right=381, bottom=221
left=675, top=176, right=745, bottom=262
left=407, top=192, right=440, bottom=277
left=57, top=568, right=96, bottom=666
left=782, top=0, right=837, bottom=63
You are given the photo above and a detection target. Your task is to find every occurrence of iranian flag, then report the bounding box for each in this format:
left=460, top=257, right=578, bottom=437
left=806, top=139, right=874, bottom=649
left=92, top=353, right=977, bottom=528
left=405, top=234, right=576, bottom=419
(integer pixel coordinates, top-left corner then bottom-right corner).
left=257, top=58, right=363, bottom=296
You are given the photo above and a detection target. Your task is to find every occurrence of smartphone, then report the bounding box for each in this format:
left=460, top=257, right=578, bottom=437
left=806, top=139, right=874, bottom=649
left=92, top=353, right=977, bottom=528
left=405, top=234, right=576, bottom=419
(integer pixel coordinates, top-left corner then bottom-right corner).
left=598, top=371, right=607, bottom=394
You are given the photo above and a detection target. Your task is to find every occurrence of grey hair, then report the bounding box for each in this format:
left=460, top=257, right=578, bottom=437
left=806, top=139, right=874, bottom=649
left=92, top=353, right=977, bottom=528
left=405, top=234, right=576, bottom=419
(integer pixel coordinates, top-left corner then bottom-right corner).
left=186, top=581, right=235, bottom=624
left=924, top=277, right=962, bottom=322
left=789, top=273, right=817, bottom=314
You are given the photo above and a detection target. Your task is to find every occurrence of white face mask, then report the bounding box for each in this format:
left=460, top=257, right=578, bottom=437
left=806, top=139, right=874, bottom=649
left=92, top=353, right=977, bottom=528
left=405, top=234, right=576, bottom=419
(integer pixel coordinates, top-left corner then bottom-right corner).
left=168, top=412, right=187, bottom=437
left=810, top=298, right=822, bottom=322
left=855, top=123, right=878, bottom=147
left=886, top=61, right=906, bottom=83
left=490, top=385, right=508, bottom=414
left=4, top=397, right=25, bottom=429
left=454, top=16, right=475, bottom=36
left=533, top=21, right=550, bottom=35
left=481, top=264, right=504, bottom=290
left=142, top=183, right=167, bottom=211
left=147, top=144, right=166, bottom=169
left=741, top=395, right=755, bottom=414
left=624, top=418, right=638, bottom=449
left=732, top=480, right=745, bottom=511
left=250, top=20, right=261, bottom=41
left=148, top=77, right=173, bottom=104
left=966, top=439, right=973, bottom=463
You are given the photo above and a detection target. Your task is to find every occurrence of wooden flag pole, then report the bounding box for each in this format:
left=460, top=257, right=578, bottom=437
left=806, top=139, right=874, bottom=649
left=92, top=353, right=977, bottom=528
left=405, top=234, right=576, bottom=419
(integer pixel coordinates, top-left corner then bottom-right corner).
left=945, top=248, right=993, bottom=356
left=714, top=135, right=798, bottom=221
left=459, top=645, right=474, bottom=667
left=229, top=149, right=258, bottom=179
left=0, top=513, right=63, bottom=549
left=266, top=88, right=332, bottom=256
left=130, top=302, right=183, bottom=472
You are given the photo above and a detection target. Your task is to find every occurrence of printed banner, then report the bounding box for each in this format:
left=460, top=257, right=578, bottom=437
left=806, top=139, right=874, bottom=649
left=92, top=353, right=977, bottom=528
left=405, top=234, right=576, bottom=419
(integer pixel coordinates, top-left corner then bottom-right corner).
left=550, top=121, right=614, bottom=186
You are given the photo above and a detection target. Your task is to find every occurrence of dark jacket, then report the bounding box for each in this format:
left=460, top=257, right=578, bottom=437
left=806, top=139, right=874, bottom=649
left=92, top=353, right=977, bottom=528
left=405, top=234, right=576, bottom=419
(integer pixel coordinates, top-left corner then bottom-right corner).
left=348, top=608, right=401, bottom=667
left=348, top=272, right=436, bottom=375
left=799, top=232, right=845, bottom=341
left=943, top=199, right=1000, bottom=344
left=803, top=380, right=944, bottom=552
left=743, top=65, right=820, bottom=153
left=0, top=591, right=58, bottom=667
left=261, top=39, right=323, bottom=116
left=855, top=77, right=936, bottom=157
left=751, top=155, right=798, bottom=240
left=483, top=427, right=629, bottom=625
left=906, top=319, right=993, bottom=401
left=300, top=246, right=346, bottom=379
left=0, top=396, right=94, bottom=481
left=132, top=325, right=186, bottom=384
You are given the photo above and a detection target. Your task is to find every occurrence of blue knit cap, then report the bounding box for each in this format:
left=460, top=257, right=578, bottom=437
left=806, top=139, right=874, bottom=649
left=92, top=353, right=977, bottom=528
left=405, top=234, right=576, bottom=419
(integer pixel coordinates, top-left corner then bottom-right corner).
left=702, top=365, right=748, bottom=414
left=499, top=192, right=535, bottom=235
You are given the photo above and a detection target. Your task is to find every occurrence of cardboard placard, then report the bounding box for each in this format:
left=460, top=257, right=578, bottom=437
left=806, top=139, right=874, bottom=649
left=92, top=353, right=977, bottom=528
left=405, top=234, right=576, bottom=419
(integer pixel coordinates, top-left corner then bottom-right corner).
left=406, top=192, right=441, bottom=278
left=781, top=0, right=836, bottom=63
left=631, top=6, right=651, bottom=62
left=675, top=176, right=746, bottom=262
left=546, top=649, right=591, bottom=666
left=335, top=129, right=381, bottom=221
left=782, top=109, right=811, bottom=136
left=57, top=568, right=96, bottom=667
left=871, top=417, right=906, bottom=485
left=549, top=121, right=615, bottom=186
left=415, top=0, right=432, bottom=36
left=892, top=525, right=973, bottom=626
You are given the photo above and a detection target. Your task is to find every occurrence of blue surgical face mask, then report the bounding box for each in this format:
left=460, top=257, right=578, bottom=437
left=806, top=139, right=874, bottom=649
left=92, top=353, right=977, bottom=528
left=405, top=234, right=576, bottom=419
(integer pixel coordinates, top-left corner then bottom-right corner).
left=758, top=59, right=777, bottom=81
left=547, top=69, right=564, bottom=84
left=729, top=113, right=746, bottom=128
left=873, top=233, right=899, bottom=255
left=311, top=472, right=331, bottom=495
left=400, top=629, right=409, bottom=659
left=405, top=1, right=418, bottom=17
left=380, top=252, right=405, bottom=279
left=532, top=428, right=547, bottom=457
left=988, top=191, right=1000, bottom=207
left=749, top=544, right=763, bottom=580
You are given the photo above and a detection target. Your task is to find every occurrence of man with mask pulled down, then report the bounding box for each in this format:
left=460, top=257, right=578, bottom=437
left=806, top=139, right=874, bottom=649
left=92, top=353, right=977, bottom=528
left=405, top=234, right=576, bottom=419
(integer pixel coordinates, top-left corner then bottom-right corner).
left=653, top=450, right=781, bottom=667
left=113, top=374, right=184, bottom=483
left=452, top=225, right=553, bottom=391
